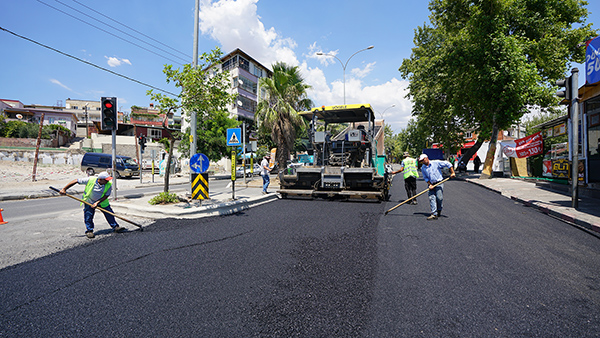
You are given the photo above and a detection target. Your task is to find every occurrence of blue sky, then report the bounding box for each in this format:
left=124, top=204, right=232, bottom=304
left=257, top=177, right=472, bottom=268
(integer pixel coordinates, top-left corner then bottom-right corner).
left=1, top=0, right=599, bottom=133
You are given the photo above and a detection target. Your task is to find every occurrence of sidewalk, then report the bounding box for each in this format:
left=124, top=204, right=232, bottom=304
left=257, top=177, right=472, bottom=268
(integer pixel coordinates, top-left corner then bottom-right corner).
left=0, top=173, right=279, bottom=220
left=110, top=175, right=278, bottom=219
left=458, top=173, right=600, bottom=234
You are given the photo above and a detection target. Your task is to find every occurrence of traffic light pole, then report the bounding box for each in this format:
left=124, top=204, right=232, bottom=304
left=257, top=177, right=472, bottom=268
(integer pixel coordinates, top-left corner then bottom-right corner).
left=570, top=68, right=579, bottom=209
left=111, top=129, right=118, bottom=200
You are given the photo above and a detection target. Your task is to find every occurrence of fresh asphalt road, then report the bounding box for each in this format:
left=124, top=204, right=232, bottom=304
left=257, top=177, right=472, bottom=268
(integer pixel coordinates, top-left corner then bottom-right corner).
left=1, top=176, right=599, bottom=337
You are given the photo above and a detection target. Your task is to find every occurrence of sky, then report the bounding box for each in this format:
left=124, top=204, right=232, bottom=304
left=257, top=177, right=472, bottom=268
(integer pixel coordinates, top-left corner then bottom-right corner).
left=1, top=0, right=599, bottom=134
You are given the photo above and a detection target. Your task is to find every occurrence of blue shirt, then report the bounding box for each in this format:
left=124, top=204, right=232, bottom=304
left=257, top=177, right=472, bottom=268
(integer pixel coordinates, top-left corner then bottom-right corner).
left=421, top=160, right=452, bottom=184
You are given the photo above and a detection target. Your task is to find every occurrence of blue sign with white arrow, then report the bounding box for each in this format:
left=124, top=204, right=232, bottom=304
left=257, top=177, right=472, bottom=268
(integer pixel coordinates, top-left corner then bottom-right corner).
left=190, top=153, right=210, bottom=173
left=227, top=128, right=242, bottom=146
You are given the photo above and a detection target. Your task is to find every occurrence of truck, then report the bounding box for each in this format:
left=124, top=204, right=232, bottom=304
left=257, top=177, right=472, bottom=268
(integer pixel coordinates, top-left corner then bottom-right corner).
left=277, top=104, right=391, bottom=201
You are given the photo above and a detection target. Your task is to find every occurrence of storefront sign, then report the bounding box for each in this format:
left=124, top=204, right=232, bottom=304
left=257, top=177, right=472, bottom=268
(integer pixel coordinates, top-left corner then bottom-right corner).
left=552, top=159, right=570, bottom=179
left=553, top=123, right=566, bottom=136
left=502, top=131, right=543, bottom=158
left=586, top=36, right=600, bottom=85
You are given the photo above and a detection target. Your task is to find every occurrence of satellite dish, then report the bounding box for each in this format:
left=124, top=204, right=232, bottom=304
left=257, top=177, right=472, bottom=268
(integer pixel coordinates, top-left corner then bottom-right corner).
left=16, top=114, right=23, bottom=119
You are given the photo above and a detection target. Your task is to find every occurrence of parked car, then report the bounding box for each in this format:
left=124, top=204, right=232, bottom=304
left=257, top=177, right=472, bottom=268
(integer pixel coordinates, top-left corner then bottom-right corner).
left=235, top=165, right=255, bottom=178
left=81, top=152, right=140, bottom=178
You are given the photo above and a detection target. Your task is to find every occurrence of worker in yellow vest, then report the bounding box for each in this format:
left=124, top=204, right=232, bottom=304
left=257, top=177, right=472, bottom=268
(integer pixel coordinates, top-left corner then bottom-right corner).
left=391, top=152, right=419, bottom=205
left=60, top=171, right=125, bottom=239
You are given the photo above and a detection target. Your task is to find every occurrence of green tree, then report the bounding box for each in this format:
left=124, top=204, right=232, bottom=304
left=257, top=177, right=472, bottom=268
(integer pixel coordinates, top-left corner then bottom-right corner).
left=256, top=62, right=313, bottom=170
left=148, top=47, right=237, bottom=162
left=400, top=0, right=597, bottom=178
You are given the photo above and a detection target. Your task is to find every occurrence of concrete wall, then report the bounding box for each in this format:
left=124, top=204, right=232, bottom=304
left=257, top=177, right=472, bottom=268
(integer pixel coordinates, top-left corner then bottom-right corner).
left=0, top=150, right=85, bottom=166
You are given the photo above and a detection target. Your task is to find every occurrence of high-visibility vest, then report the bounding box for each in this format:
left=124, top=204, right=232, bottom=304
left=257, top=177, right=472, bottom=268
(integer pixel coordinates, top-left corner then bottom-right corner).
left=402, top=158, right=419, bottom=179
left=82, top=177, right=112, bottom=208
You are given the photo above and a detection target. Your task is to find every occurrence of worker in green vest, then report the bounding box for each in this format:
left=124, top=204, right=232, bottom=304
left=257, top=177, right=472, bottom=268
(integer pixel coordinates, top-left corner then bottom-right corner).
left=60, top=171, right=125, bottom=239
left=391, top=152, right=419, bottom=205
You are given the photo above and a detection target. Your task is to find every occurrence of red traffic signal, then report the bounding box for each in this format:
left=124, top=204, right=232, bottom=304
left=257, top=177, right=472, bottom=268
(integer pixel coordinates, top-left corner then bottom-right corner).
left=101, top=97, right=117, bottom=130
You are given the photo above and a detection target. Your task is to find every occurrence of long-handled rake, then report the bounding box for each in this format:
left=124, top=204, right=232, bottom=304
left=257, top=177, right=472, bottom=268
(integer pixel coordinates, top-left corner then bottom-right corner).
left=384, top=177, right=451, bottom=215
left=50, top=186, right=143, bottom=230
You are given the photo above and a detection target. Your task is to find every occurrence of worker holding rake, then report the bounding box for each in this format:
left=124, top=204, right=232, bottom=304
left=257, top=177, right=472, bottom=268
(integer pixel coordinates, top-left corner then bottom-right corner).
left=418, top=154, right=455, bottom=220
left=60, top=171, right=125, bottom=238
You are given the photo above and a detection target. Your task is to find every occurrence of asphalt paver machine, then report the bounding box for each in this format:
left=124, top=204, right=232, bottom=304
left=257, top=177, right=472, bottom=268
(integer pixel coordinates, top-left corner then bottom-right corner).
left=277, top=104, right=391, bottom=201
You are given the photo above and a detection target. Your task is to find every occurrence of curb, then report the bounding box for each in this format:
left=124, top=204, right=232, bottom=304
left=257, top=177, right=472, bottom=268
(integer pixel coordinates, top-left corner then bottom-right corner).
left=462, top=177, right=600, bottom=235
left=510, top=196, right=600, bottom=234
left=111, top=193, right=279, bottom=219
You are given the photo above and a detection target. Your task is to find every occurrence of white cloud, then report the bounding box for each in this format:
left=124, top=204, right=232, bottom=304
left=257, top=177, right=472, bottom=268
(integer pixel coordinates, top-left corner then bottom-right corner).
left=50, top=79, right=73, bottom=92
left=351, top=62, right=376, bottom=79
left=105, top=56, right=132, bottom=67
left=305, top=42, right=338, bottom=67
left=199, top=0, right=298, bottom=68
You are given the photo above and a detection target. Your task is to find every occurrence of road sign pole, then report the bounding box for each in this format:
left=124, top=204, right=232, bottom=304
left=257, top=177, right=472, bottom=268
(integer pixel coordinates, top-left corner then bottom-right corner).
left=231, top=149, right=236, bottom=200
left=243, top=122, right=246, bottom=185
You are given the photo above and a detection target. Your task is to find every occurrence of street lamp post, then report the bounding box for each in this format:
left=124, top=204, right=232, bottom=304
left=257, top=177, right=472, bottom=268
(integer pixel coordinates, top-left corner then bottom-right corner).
left=379, top=104, right=396, bottom=120
left=316, top=45, right=374, bottom=105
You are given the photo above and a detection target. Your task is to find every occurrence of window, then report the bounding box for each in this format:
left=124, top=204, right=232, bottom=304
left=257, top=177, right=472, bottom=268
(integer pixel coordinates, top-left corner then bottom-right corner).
left=222, top=56, right=237, bottom=72
left=149, top=128, right=162, bottom=139
left=237, top=95, right=257, bottom=113
left=251, top=64, right=263, bottom=77
left=238, top=56, right=250, bottom=71
left=234, top=76, right=257, bottom=94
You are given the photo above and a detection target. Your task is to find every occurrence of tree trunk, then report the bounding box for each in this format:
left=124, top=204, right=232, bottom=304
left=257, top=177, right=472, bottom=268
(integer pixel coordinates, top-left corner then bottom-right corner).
left=164, top=137, right=175, bottom=193
left=480, top=123, right=499, bottom=179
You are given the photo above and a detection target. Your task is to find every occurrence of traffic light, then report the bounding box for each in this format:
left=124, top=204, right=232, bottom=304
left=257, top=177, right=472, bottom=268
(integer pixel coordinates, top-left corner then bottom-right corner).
left=555, top=75, right=572, bottom=104
left=138, top=135, right=146, bottom=153
left=101, top=97, right=118, bottom=130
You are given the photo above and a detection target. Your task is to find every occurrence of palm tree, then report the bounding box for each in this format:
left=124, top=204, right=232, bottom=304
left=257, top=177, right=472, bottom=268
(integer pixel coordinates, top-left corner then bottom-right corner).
left=256, top=62, right=313, bottom=171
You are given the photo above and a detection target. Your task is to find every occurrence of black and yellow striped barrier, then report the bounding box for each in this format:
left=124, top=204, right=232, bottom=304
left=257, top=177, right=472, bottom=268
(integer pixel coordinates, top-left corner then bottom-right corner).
left=191, top=173, right=209, bottom=200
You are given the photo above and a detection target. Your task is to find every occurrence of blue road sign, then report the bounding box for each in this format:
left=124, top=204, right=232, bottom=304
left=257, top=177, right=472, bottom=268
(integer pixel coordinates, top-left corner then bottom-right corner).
left=227, top=128, right=242, bottom=146
left=190, top=153, right=210, bottom=173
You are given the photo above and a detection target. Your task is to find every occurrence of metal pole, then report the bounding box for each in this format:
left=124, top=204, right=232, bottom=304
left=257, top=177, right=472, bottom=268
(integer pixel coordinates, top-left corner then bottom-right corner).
left=84, top=105, right=89, bottom=138
left=190, top=0, right=200, bottom=196
left=571, top=68, right=579, bottom=209
left=112, top=129, right=117, bottom=200
left=243, top=122, right=246, bottom=185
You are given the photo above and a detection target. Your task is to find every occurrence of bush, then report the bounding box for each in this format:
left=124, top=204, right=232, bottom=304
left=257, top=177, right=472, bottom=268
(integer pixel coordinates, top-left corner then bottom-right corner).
left=1, top=121, right=70, bottom=139
left=148, top=191, right=180, bottom=205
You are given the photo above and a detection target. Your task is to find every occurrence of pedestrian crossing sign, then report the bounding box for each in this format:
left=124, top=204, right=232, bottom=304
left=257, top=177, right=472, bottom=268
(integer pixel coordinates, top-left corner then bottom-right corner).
left=227, top=128, right=242, bottom=146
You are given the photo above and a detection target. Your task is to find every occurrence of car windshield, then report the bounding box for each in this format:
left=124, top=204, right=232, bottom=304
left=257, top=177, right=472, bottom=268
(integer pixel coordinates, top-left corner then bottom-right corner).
left=123, top=158, right=138, bottom=166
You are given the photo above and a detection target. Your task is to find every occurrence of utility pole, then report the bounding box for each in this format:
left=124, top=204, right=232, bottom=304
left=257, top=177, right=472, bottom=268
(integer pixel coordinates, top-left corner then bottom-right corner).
left=570, top=68, right=579, bottom=209
left=190, top=0, right=200, bottom=196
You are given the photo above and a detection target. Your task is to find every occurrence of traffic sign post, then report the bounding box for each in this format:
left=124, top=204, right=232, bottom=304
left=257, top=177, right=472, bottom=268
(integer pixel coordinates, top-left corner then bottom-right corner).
left=227, top=128, right=242, bottom=147
left=227, top=128, right=242, bottom=200
left=189, top=153, right=210, bottom=201
left=231, top=149, right=236, bottom=200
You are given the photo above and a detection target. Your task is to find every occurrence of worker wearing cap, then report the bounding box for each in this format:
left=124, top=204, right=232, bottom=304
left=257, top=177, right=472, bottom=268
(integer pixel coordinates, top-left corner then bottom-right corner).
left=391, top=152, right=419, bottom=205
left=261, top=154, right=272, bottom=194
left=60, top=171, right=124, bottom=238
left=418, top=154, right=456, bottom=220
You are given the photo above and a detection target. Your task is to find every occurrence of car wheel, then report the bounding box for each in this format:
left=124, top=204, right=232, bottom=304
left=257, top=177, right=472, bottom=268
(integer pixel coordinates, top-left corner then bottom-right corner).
left=86, top=168, right=94, bottom=176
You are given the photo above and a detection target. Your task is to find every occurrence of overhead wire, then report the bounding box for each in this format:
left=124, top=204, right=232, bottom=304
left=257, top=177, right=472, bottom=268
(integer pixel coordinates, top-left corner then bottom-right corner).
left=35, top=0, right=187, bottom=66
left=0, top=26, right=178, bottom=97
left=68, top=0, right=190, bottom=59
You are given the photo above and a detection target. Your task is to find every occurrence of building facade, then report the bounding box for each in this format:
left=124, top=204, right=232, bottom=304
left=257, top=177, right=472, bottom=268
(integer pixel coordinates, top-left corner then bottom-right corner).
left=218, top=48, right=272, bottom=125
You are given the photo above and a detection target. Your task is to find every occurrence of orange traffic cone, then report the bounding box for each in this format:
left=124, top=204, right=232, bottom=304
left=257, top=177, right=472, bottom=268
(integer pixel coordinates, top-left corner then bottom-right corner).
left=0, top=208, right=7, bottom=225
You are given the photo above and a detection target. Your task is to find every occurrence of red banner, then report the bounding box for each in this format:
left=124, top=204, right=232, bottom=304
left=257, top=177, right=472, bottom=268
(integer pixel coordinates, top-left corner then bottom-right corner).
left=502, top=131, right=543, bottom=158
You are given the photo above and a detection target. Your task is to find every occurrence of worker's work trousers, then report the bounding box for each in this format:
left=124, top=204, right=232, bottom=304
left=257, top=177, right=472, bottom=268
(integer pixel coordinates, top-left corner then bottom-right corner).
left=428, top=184, right=444, bottom=215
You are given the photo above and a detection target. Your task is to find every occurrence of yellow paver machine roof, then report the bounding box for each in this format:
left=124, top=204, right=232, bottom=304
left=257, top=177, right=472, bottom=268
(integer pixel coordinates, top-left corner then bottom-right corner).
left=298, top=104, right=376, bottom=124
